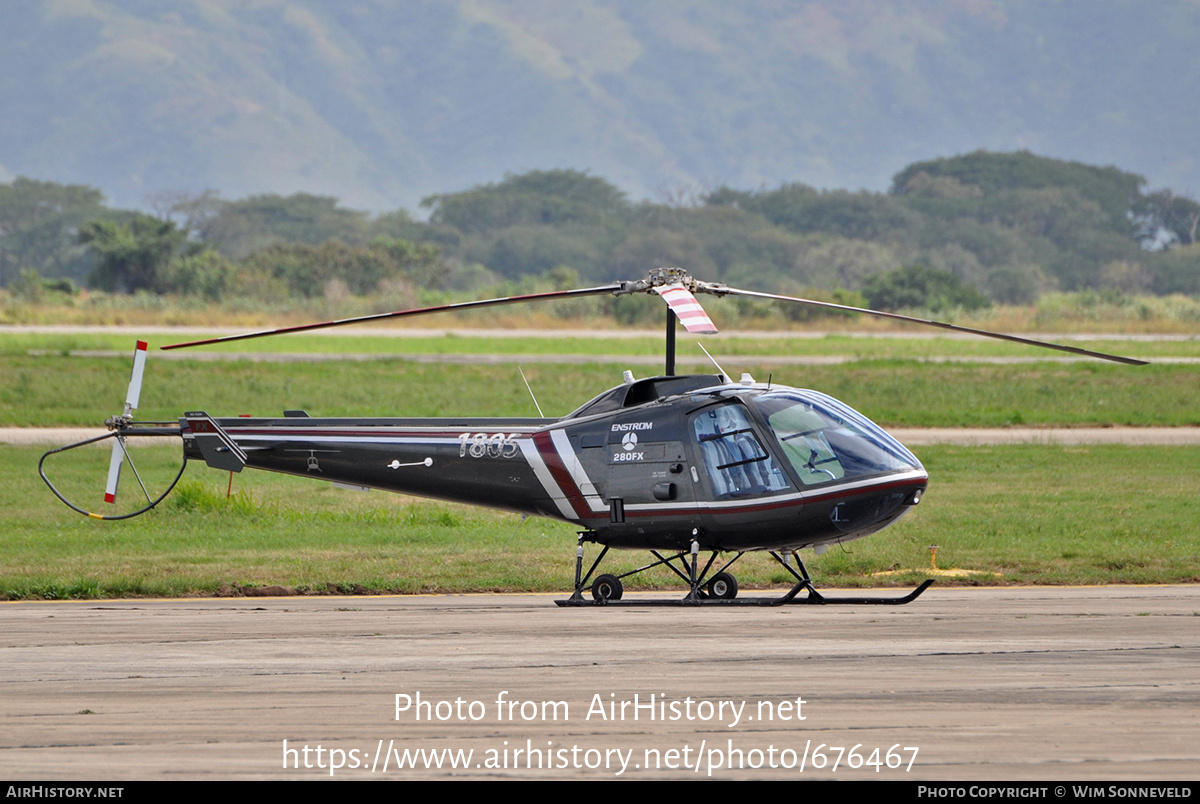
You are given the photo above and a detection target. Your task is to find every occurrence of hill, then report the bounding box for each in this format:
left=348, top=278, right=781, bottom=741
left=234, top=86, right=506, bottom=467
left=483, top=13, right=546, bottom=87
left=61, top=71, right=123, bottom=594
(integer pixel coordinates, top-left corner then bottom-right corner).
left=2, top=1, right=1198, bottom=210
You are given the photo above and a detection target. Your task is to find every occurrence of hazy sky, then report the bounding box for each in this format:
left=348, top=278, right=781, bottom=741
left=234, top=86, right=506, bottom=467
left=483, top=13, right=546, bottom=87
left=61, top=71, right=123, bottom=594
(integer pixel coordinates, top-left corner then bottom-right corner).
left=2, top=1, right=1197, bottom=210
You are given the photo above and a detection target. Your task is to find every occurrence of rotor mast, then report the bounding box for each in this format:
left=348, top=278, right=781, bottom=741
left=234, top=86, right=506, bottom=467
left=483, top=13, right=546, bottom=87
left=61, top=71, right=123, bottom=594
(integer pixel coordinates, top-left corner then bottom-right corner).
left=665, top=308, right=676, bottom=376
left=615, top=267, right=723, bottom=377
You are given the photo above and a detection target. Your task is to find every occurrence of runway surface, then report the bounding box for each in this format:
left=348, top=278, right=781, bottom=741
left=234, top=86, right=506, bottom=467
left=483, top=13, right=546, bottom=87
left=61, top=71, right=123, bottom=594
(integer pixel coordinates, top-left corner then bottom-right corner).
left=2, top=586, right=1197, bottom=780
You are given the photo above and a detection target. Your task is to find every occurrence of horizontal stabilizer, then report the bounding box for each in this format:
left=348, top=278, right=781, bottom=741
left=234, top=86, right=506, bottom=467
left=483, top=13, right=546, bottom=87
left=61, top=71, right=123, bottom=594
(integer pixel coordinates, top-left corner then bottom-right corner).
left=183, top=412, right=248, bottom=472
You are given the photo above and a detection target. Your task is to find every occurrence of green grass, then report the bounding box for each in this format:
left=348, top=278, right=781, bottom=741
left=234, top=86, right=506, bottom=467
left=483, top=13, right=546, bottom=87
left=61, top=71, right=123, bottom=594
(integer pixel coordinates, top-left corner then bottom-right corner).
left=4, top=443, right=1198, bottom=599
left=2, top=353, right=1195, bottom=427
left=3, top=328, right=1194, bottom=428
left=2, top=328, right=1197, bottom=359
left=839, top=444, right=1200, bottom=587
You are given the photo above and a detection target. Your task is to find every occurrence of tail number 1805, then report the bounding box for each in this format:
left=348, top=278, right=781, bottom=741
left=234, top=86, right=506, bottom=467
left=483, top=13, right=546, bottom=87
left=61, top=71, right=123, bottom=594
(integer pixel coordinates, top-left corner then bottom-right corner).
left=458, top=432, right=520, bottom=459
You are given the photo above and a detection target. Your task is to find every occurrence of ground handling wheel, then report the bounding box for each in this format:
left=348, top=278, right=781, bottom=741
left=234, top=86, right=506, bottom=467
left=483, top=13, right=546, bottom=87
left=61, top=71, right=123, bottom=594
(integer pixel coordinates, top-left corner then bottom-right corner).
left=707, top=572, right=738, bottom=600
left=591, top=574, right=624, bottom=602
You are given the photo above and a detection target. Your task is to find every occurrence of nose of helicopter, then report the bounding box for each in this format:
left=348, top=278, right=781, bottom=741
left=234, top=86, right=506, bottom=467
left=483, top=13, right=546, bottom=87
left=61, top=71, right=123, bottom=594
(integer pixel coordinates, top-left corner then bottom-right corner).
left=751, top=389, right=925, bottom=487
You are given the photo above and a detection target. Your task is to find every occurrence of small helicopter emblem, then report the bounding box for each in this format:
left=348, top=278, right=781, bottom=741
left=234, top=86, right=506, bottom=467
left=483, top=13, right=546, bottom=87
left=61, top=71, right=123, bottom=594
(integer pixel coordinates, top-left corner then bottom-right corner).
left=39, top=268, right=1145, bottom=606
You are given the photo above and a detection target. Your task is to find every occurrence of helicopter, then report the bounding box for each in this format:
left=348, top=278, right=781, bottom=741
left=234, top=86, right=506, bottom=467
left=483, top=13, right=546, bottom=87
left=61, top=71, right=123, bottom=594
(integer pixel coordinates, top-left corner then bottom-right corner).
left=39, top=268, right=1146, bottom=606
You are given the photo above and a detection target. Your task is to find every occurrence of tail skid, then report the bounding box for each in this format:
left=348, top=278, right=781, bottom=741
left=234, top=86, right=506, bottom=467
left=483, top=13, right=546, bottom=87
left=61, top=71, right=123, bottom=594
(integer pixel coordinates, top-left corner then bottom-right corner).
left=39, top=427, right=187, bottom=520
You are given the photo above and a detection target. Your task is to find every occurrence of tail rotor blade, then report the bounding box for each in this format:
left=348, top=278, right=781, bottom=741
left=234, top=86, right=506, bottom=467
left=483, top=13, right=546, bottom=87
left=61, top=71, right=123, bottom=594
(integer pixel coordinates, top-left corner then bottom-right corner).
left=124, top=340, right=148, bottom=414
left=104, top=437, right=125, bottom=504
left=106, top=339, right=148, bottom=504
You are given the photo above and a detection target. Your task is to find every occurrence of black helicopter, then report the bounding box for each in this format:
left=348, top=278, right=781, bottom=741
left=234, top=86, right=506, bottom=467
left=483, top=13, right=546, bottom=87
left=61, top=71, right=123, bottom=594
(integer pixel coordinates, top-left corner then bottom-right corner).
left=40, top=268, right=1145, bottom=606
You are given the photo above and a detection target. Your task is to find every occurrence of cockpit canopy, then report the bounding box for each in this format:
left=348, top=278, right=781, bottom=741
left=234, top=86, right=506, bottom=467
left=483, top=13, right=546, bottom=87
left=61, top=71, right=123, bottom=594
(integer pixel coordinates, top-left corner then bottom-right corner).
left=750, top=389, right=923, bottom=487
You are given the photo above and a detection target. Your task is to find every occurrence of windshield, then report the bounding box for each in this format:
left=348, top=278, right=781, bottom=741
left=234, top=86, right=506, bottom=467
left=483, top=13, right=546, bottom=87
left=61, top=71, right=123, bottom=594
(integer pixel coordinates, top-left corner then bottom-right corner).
left=751, top=390, right=922, bottom=487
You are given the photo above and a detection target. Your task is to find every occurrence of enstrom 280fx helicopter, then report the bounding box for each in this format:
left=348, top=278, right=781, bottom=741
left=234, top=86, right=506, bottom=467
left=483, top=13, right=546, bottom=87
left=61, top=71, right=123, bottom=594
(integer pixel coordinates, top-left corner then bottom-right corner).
left=40, top=267, right=1146, bottom=606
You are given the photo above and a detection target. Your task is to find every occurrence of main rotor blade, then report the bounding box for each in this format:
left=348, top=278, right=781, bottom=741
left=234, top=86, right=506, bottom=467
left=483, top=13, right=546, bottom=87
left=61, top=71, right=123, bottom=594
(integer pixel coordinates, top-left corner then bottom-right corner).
left=161, top=284, right=623, bottom=350
left=718, top=287, right=1150, bottom=366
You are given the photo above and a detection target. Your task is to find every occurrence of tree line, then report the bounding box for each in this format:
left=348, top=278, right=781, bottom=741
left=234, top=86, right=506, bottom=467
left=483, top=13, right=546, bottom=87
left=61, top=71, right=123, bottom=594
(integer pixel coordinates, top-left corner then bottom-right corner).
left=2, top=151, right=1198, bottom=314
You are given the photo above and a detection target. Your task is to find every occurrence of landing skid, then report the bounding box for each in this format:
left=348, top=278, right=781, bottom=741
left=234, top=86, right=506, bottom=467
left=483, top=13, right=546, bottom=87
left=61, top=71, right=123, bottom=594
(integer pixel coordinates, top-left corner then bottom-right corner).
left=555, top=535, right=934, bottom=607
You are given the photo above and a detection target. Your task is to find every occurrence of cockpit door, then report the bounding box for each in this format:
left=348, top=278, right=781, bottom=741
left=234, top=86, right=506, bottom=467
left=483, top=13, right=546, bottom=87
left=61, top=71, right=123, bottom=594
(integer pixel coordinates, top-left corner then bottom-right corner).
left=688, top=402, right=792, bottom=500
left=604, top=410, right=696, bottom=510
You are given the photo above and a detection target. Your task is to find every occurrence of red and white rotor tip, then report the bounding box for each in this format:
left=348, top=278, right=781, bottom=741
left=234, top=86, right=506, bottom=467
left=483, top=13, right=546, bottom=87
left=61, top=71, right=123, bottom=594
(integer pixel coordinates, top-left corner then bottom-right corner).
left=105, top=340, right=148, bottom=504
left=124, top=340, right=148, bottom=415
left=651, top=283, right=718, bottom=334
left=103, top=439, right=125, bottom=504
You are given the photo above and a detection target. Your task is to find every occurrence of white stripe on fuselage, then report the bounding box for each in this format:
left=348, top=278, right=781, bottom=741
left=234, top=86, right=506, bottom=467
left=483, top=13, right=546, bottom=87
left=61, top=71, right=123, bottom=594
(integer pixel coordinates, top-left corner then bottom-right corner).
left=517, top=438, right=578, bottom=520
left=549, top=429, right=606, bottom=513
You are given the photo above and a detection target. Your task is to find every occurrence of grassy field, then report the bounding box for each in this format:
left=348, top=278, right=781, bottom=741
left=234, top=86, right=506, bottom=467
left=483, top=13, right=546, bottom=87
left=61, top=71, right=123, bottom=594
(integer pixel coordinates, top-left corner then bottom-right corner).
left=2, top=354, right=1196, bottom=427
left=1, top=324, right=1198, bottom=428
left=4, top=326, right=1200, bottom=358
left=5, top=443, right=1197, bottom=600
left=3, top=326, right=1198, bottom=599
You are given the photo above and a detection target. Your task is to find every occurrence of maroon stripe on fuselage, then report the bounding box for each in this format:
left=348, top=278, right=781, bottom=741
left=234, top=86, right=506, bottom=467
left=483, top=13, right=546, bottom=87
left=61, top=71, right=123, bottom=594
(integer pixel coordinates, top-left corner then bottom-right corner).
left=621, top=475, right=926, bottom=518
left=532, top=431, right=596, bottom=520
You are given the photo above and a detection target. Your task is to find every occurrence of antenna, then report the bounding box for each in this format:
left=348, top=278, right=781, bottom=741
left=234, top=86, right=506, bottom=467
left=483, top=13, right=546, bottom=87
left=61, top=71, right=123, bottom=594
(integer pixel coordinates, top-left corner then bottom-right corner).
left=518, top=365, right=545, bottom=418
left=696, top=343, right=730, bottom=383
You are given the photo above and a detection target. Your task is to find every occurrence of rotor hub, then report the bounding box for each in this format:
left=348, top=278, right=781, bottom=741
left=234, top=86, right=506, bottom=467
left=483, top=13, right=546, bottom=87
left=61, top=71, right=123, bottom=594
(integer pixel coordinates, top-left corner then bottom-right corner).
left=615, top=267, right=728, bottom=297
